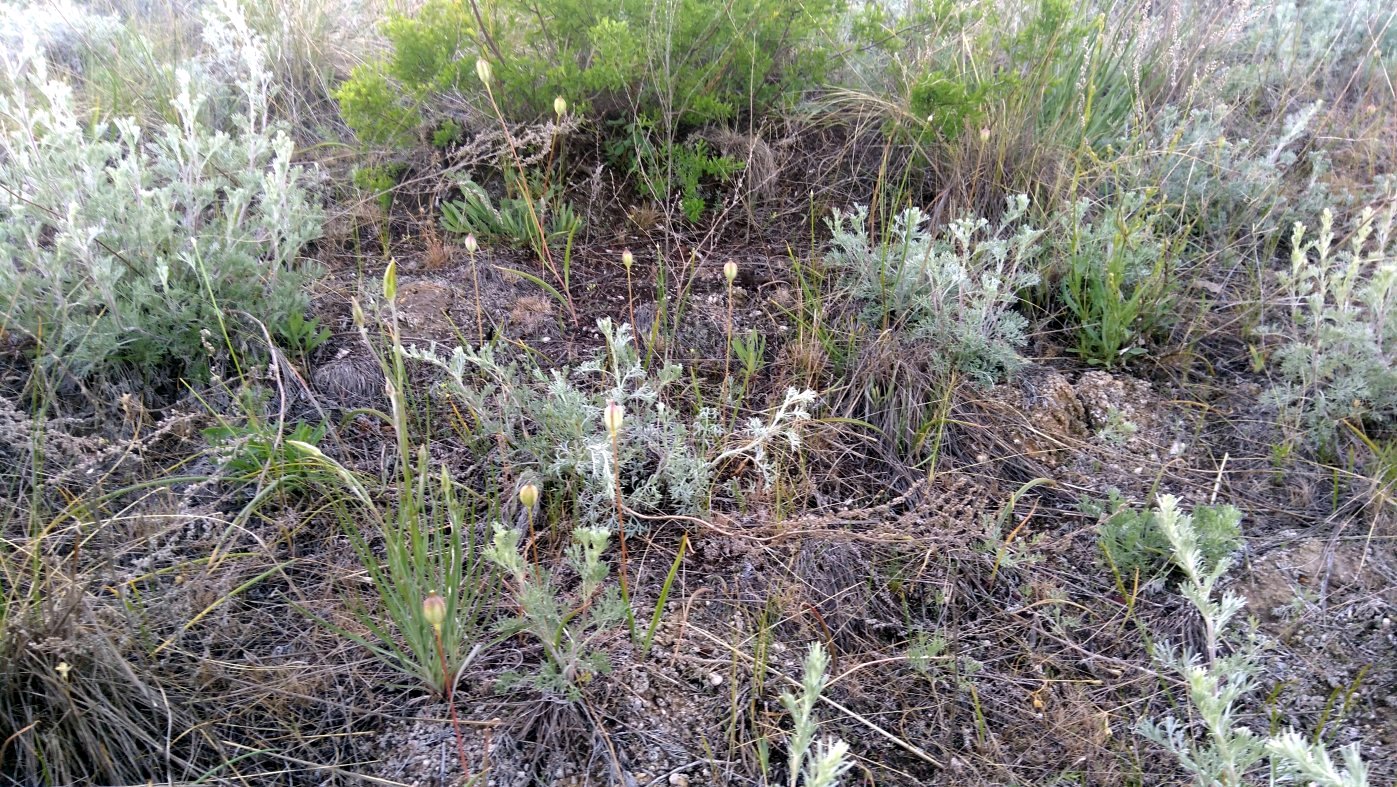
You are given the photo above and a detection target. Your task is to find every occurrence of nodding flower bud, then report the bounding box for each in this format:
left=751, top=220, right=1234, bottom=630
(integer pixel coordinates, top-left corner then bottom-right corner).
left=604, top=400, right=624, bottom=439
left=422, top=593, right=447, bottom=629
left=621, top=249, right=634, bottom=270
left=554, top=96, right=567, bottom=117
left=723, top=260, right=738, bottom=284
left=463, top=233, right=479, bottom=254
left=384, top=258, right=398, bottom=301
left=518, top=482, right=540, bottom=510
left=475, top=58, right=492, bottom=85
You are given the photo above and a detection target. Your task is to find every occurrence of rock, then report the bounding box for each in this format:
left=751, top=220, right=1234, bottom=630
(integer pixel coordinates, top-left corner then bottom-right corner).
left=1075, top=370, right=1154, bottom=436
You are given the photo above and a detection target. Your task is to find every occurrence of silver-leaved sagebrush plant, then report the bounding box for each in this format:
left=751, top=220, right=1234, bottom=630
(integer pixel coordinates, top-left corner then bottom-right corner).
left=824, top=195, right=1042, bottom=383
left=1139, top=496, right=1370, bottom=787
left=406, top=317, right=816, bottom=527
left=1268, top=200, right=1397, bottom=451
left=0, top=0, right=322, bottom=390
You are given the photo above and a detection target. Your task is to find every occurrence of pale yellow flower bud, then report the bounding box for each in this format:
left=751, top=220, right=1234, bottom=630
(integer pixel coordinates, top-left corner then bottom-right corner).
left=554, top=96, right=567, bottom=117
left=464, top=233, right=479, bottom=254
left=519, top=482, right=540, bottom=510
left=604, top=400, right=624, bottom=439
left=384, top=258, right=398, bottom=301
left=475, top=58, right=492, bottom=85
left=621, top=249, right=634, bottom=269
left=422, top=593, right=446, bottom=629
left=723, top=260, right=737, bottom=284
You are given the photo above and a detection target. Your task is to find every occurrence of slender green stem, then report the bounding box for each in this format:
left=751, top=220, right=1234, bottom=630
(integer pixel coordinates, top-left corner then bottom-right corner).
left=477, top=77, right=575, bottom=323
left=626, top=265, right=637, bottom=331
left=469, top=248, right=485, bottom=344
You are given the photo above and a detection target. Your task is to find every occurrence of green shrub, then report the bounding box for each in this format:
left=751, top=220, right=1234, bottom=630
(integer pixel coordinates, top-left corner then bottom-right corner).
left=0, top=3, right=322, bottom=391
left=824, top=195, right=1043, bottom=383
left=908, top=69, right=1000, bottom=141
left=336, top=62, right=420, bottom=146
left=1091, top=492, right=1243, bottom=583
left=352, top=163, right=406, bottom=212
left=338, top=0, right=841, bottom=138
left=613, top=126, right=745, bottom=222
left=893, top=0, right=1146, bottom=150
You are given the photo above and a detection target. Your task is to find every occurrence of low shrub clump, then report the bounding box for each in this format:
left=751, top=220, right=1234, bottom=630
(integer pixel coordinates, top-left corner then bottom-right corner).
left=409, top=317, right=816, bottom=526
left=0, top=1, right=323, bottom=394
left=336, top=0, right=843, bottom=143
left=1049, top=192, right=1181, bottom=366
left=824, top=195, right=1042, bottom=384
left=1141, top=496, right=1371, bottom=787
left=1268, top=201, right=1397, bottom=452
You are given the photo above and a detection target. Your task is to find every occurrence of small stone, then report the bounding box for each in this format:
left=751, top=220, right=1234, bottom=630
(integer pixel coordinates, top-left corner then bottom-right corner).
left=669, top=774, right=690, bottom=787
left=707, top=671, right=724, bottom=687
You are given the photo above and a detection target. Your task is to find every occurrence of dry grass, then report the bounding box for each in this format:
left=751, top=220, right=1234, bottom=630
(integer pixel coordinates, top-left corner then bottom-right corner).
left=2, top=0, right=1395, bottom=784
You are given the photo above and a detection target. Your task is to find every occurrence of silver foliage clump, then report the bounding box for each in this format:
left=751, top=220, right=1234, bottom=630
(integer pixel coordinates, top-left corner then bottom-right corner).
left=1139, top=496, right=1370, bottom=787
left=1267, top=201, right=1397, bottom=449
left=406, top=318, right=816, bottom=526
left=779, top=643, right=852, bottom=787
left=484, top=523, right=625, bottom=700
left=824, top=195, right=1042, bottom=383
left=0, top=0, right=322, bottom=387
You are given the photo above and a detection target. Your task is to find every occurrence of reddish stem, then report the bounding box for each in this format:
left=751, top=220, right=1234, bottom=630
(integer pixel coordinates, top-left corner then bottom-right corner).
left=611, top=432, right=631, bottom=605
left=434, top=627, right=471, bottom=780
